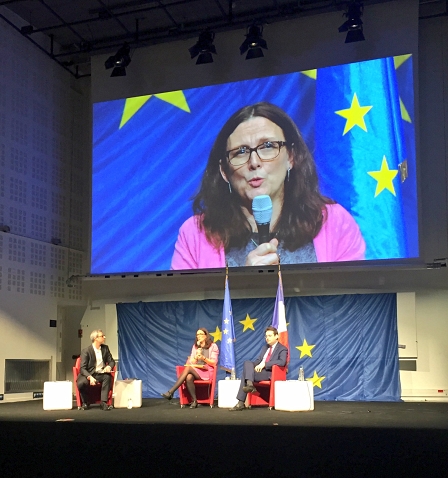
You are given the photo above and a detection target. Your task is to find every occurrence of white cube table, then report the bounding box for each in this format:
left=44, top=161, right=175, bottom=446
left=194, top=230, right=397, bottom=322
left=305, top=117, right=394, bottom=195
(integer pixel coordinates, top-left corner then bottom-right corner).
left=43, top=381, right=73, bottom=410
left=218, top=379, right=241, bottom=408
left=275, top=380, right=314, bottom=411
left=113, top=379, right=142, bottom=408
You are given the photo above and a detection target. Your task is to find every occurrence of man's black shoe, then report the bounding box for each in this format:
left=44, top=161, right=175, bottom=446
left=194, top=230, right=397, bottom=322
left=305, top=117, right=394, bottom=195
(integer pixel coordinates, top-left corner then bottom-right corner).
left=230, top=403, right=246, bottom=411
left=100, top=402, right=113, bottom=411
left=80, top=402, right=90, bottom=410
left=242, top=384, right=257, bottom=394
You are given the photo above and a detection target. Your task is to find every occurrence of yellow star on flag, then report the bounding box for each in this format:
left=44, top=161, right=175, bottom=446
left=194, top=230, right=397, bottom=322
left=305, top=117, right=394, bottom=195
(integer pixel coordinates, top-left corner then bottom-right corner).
left=393, top=53, right=411, bottom=70
left=295, top=339, right=315, bottom=358
left=209, top=326, right=222, bottom=343
left=393, top=55, right=413, bottom=123
left=119, top=91, right=190, bottom=129
left=399, top=97, right=412, bottom=123
left=335, top=92, right=373, bottom=135
left=367, top=156, right=398, bottom=197
left=239, top=313, right=257, bottom=332
left=301, top=69, right=317, bottom=80
left=307, top=370, right=326, bottom=389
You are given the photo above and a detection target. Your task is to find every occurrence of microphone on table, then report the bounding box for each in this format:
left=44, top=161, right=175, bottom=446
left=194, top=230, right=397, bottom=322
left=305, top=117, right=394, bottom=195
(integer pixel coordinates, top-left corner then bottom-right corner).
left=252, top=195, right=273, bottom=245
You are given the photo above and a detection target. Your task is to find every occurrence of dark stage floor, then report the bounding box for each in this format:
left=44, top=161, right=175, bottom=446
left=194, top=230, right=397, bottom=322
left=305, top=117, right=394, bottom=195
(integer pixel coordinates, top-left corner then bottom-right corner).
left=1, top=399, right=448, bottom=477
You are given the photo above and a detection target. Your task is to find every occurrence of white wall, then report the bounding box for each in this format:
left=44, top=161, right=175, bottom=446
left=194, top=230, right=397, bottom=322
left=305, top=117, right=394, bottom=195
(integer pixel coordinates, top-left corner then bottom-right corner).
left=397, top=292, right=417, bottom=358
left=401, top=290, right=448, bottom=399
left=0, top=7, right=90, bottom=401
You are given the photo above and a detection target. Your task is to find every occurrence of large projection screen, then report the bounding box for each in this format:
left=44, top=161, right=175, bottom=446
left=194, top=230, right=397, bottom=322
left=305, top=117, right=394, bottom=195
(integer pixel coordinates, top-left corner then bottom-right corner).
left=91, top=54, right=418, bottom=274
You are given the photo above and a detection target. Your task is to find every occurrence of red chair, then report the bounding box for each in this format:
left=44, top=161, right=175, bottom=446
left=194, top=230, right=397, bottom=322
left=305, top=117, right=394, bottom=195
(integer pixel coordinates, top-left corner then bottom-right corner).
left=73, top=357, right=116, bottom=410
left=247, top=364, right=287, bottom=410
left=175, top=364, right=217, bottom=408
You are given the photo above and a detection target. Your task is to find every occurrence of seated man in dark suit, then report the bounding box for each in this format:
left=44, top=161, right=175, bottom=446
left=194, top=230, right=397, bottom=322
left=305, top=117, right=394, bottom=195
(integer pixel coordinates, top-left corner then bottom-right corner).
left=230, top=325, right=288, bottom=411
left=77, top=329, right=115, bottom=411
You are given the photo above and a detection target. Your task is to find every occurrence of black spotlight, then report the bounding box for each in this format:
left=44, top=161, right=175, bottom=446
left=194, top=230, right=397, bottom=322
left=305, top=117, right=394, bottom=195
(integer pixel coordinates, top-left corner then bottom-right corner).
left=105, top=42, right=131, bottom=77
left=240, top=24, right=267, bottom=60
left=338, top=1, right=365, bottom=43
left=189, top=31, right=216, bottom=64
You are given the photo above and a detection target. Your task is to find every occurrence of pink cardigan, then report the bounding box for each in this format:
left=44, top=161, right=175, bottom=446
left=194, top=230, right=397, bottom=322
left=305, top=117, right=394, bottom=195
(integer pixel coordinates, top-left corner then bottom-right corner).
left=171, top=203, right=365, bottom=270
left=187, top=342, right=219, bottom=381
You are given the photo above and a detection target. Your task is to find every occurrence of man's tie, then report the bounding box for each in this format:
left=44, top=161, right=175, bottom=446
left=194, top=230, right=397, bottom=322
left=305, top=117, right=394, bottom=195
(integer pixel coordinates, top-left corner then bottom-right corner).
left=266, top=346, right=272, bottom=362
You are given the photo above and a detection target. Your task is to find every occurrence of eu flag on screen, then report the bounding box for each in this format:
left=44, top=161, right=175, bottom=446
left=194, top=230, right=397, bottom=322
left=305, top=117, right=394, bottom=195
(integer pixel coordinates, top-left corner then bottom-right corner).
left=219, top=274, right=235, bottom=372
left=92, top=72, right=315, bottom=273
left=314, top=56, right=418, bottom=260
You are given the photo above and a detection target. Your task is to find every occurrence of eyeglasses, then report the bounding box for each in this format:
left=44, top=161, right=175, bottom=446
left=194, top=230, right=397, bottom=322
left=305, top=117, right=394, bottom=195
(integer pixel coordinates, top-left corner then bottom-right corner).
left=226, top=141, right=288, bottom=166
left=97, top=335, right=105, bottom=338
left=196, top=332, right=206, bottom=336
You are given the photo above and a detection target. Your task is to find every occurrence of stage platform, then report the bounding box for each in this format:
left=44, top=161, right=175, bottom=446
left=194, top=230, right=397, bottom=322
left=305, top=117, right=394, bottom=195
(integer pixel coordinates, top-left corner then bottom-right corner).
left=1, top=399, right=448, bottom=477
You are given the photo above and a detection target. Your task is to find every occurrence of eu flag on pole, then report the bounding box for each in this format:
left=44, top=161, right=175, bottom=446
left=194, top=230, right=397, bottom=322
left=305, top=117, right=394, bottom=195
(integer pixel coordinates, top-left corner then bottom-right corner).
left=271, top=270, right=289, bottom=361
left=220, top=273, right=235, bottom=372
left=314, top=56, right=418, bottom=260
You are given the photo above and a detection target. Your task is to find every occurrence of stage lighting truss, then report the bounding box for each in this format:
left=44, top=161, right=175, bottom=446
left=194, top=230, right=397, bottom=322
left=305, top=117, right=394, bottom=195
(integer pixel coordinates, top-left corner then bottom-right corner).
left=338, top=1, right=365, bottom=43
left=188, top=31, right=217, bottom=64
left=105, top=42, right=132, bottom=77
left=240, top=24, right=267, bottom=60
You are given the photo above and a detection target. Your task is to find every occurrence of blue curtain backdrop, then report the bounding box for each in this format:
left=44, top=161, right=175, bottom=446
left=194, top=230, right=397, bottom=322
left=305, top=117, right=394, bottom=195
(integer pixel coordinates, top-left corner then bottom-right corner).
left=117, top=293, right=400, bottom=401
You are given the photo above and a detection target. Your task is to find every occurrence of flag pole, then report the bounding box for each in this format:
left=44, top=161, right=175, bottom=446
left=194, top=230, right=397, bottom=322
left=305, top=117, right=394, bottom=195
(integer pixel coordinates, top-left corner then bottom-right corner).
left=220, top=262, right=236, bottom=374
left=272, top=258, right=289, bottom=369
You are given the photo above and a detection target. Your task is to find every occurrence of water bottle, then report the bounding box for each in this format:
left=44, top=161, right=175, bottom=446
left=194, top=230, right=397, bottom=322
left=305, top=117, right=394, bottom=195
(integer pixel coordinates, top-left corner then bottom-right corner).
left=127, top=398, right=133, bottom=409
left=298, top=366, right=304, bottom=381
left=230, top=367, right=236, bottom=380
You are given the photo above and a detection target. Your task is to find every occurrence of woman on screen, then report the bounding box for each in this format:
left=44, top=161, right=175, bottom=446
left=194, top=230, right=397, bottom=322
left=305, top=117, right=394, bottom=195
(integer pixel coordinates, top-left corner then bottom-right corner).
left=171, top=102, right=365, bottom=269
left=161, top=328, right=219, bottom=408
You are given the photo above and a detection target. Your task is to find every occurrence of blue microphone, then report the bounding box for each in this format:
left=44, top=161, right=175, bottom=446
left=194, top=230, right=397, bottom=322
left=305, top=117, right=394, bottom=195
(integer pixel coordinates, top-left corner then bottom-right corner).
left=252, top=195, right=273, bottom=245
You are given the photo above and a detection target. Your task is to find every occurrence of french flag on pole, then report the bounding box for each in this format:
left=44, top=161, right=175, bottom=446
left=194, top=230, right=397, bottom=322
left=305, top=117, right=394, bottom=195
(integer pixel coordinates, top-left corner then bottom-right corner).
left=271, top=270, right=289, bottom=361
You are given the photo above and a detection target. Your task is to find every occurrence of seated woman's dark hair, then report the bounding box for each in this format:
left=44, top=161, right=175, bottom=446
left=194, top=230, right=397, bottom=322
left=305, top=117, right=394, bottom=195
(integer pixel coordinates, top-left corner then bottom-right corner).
left=193, top=102, right=333, bottom=252
left=195, top=327, right=213, bottom=349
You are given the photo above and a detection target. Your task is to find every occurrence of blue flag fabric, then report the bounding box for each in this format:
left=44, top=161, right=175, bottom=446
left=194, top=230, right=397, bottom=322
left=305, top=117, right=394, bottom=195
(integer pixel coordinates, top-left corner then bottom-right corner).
left=314, top=56, right=418, bottom=260
left=219, top=275, right=236, bottom=372
left=117, top=293, right=400, bottom=401
left=91, top=72, right=315, bottom=273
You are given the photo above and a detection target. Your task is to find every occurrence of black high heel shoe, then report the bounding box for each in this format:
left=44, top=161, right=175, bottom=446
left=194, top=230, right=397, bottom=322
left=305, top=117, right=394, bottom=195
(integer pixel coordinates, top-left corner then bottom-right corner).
left=161, top=391, right=173, bottom=400
left=189, top=400, right=198, bottom=409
